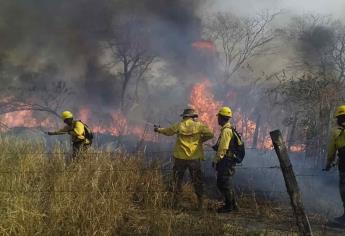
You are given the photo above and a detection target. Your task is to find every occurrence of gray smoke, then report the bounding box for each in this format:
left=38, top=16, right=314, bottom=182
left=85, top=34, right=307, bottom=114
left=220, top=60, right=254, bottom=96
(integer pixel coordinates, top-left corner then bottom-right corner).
left=0, top=0, right=206, bottom=109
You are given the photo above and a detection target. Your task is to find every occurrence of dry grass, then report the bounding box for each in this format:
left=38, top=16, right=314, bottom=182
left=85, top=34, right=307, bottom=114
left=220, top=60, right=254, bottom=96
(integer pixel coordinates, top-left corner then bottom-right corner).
left=0, top=138, right=228, bottom=236
left=0, top=137, right=342, bottom=235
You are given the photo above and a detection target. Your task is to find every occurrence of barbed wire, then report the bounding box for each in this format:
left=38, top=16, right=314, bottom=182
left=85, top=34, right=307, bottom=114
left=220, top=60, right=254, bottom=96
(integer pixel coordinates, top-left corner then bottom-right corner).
left=0, top=147, right=317, bottom=175
left=0, top=147, right=273, bottom=155
left=0, top=166, right=336, bottom=174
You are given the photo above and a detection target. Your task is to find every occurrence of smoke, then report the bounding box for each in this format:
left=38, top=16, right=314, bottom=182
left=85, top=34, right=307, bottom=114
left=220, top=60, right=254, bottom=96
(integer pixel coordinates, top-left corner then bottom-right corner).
left=0, top=0, right=206, bottom=110
left=212, top=0, right=345, bottom=18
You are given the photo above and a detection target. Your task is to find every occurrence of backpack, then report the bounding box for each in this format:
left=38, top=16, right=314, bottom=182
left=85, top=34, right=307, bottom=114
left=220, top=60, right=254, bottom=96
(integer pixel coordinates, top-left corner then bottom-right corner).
left=228, top=127, right=245, bottom=164
left=78, top=120, right=94, bottom=144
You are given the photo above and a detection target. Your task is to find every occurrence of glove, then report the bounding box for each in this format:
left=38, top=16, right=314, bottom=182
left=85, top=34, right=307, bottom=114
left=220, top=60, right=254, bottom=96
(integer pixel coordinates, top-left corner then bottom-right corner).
left=154, top=125, right=160, bottom=132
left=323, top=163, right=332, bottom=171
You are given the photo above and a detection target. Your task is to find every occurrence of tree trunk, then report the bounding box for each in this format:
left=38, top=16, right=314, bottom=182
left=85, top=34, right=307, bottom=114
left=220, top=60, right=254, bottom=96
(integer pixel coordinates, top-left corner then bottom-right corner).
left=252, top=114, right=261, bottom=149
left=287, top=117, right=298, bottom=151
left=121, top=61, right=130, bottom=112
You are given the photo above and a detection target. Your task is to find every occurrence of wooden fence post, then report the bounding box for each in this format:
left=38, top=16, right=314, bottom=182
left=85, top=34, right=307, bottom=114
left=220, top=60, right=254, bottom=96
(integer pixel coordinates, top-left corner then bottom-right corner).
left=270, top=129, right=313, bottom=236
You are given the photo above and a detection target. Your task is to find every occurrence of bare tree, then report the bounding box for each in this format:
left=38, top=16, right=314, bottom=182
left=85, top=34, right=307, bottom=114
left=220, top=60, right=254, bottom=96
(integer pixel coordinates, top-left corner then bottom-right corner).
left=329, top=26, right=345, bottom=86
left=267, top=72, right=342, bottom=161
left=0, top=80, right=72, bottom=119
left=0, top=63, right=73, bottom=128
left=103, top=16, right=156, bottom=112
left=204, top=11, right=279, bottom=82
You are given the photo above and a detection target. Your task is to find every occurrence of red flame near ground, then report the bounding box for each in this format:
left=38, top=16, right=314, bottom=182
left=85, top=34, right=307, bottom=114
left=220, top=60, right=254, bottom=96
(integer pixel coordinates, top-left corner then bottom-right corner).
left=189, top=79, right=275, bottom=150
left=0, top=109, right=155, bottom=141
left=77, top=108, right=155, bottom=141
left=0, top=79, right=305, bottom=151
left=0, top=110, right=53, bottom=129
left=189, top=79, right=306, bottom=152
left=192, top=40, right=216, bottom=53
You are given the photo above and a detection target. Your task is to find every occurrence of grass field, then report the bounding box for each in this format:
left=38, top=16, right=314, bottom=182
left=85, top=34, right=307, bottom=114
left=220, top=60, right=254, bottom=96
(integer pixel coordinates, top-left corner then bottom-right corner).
left=0, top=138, right=343, bottom=235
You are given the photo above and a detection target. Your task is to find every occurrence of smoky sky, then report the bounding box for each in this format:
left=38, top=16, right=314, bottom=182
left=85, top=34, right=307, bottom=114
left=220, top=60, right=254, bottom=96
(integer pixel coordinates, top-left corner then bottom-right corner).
left=212, top=0, right=345, bottom=18
left=1, top=0, right=344, bottom=113
left=0, top=0, right=206, bottom=108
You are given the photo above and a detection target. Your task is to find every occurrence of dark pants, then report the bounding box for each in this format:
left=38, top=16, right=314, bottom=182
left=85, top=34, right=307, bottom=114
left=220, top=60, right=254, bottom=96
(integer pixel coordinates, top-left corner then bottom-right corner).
left=338, top=150, right=345, bottom=211
left=216, top=157, right=236, bottom=207
left=71, top=141, right=89, bottom=162
left=173, top=158, right=203, bottom=200
left=340, top=172, right=345, bottom=210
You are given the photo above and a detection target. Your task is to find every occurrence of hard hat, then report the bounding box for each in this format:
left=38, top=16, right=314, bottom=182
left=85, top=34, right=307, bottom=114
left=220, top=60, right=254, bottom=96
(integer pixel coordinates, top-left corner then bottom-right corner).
left=217, top=107, right=232, bottom=118
left=61, top=111, right=73, bottom=120
left=180, top=108, right=198, bottom=118
left=335, top=105, right=345, bottom=117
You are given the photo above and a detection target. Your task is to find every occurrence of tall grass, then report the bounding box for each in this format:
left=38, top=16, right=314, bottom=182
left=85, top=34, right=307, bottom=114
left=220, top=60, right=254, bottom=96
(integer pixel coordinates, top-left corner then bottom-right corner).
left=0, top=138, right=226, bottom=236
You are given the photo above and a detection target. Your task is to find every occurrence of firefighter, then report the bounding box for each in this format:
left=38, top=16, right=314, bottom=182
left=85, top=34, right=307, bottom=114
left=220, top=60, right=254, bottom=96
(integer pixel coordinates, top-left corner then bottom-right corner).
left=154, top=108, right=214, bottom=209
left=47, top=111, right=91, bottom=161
left=325, top=105, right=345, bottom=223
left=212, top=106, right=239, bottom=213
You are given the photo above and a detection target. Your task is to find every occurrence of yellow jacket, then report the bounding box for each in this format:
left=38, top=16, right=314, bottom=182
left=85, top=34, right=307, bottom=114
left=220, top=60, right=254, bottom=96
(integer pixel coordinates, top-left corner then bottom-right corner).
left=52, top=121, right=90, bottom=144
left=327, top=125, right=345, bottom=165
left=213, top=122, right=233, bottom=163
left=157, top=118, right=214, bottom=160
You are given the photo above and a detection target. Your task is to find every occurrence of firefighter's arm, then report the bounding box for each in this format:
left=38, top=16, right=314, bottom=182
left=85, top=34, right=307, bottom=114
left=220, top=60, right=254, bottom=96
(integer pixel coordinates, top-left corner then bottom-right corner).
left=48, top=126, right=71, bottom=135
left=326, top=130, right=337, bottom=168
left=200, top=124, right=214, bottom=142
left=213, top=128, right=232, bottom=163
left=156, top=124, right=178, bottom=136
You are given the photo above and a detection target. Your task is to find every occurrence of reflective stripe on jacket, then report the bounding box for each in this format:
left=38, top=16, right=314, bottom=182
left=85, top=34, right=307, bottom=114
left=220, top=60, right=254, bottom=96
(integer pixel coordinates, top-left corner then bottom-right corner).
left=157, top=118, right=214, bottom=160
left=213, top=122, right=233, bottom=163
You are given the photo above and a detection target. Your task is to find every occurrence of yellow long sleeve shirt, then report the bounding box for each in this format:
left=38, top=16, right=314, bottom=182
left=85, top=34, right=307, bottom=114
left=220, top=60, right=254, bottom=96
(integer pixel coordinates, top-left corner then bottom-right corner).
left=327, top=125, right=345, bottom=165
left=213, top=122, right=233, bottom=163
left=157, top=118, right=214, bottom=160
left=52, top=121, right=90, bottom=144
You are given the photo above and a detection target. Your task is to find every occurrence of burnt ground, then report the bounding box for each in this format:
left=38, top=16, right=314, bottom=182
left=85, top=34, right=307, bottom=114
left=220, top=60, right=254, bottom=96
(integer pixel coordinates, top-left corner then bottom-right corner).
left=166, top=189, right=345, bottom=235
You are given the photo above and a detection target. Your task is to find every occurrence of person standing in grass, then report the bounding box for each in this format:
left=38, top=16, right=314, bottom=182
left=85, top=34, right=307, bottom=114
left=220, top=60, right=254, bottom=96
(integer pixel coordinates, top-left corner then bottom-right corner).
left=47, top=111, right=92, bottom=162
left=325, top=105, right=345, bottom=223
left=154, top=108, right=214, bottom=209
left=212, top=106, right=239, bottom=213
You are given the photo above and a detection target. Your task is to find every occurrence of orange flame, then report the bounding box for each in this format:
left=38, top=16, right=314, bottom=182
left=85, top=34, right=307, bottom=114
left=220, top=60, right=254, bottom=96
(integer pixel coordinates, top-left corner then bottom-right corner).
left=290, top=144, right=306, bottom=152
left=192, top=40, right=216, bottom=53
left=0, top=108, right=155, bottom=141
left=77, top=108, right=155, bottom=141
left=0, top=110, right=53, bottom=129
left=189, top=79, right=277, bottom=151
left=190, top=80, right=222, bottom=131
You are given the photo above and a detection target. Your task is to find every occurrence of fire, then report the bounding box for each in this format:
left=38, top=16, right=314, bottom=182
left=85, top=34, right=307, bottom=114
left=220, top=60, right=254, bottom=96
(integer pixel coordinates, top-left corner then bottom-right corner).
left=233, top=111, right=256, bottom=143
left=0, top=108, right=155, bottom=141
left=192, top=40, right=216, bottom=53
left=190, top=80, right=222, bottom=130
left=0, top=110, right=53, bottom=129
left=290, top=144, right=306, bottom=152
left=189, top=79, right=276, bottom=151
left=77, top=108, right=155, bottom=141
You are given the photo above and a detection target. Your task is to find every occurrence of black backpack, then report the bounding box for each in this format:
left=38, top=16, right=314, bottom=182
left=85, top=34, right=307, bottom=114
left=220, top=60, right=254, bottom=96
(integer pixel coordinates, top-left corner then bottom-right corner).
left=228, top=127, right=245, bottom=164
left=78, top=120, right=94, bottom=144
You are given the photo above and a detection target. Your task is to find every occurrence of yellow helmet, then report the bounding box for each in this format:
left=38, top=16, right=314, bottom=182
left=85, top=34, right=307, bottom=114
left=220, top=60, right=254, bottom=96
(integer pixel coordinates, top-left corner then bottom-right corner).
left=336, top=105, right=345, bottom=117
left=217, top=106, right=232, bottom=118
left=61, top=111, right=73, bottom=120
